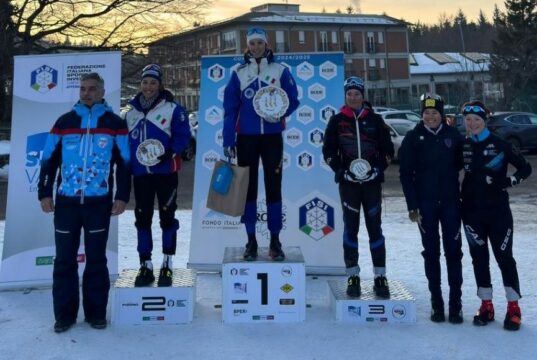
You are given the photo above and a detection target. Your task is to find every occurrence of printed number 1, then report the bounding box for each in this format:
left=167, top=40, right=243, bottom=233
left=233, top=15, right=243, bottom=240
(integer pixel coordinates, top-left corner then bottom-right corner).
left=257, top=273, right=268, bottom=305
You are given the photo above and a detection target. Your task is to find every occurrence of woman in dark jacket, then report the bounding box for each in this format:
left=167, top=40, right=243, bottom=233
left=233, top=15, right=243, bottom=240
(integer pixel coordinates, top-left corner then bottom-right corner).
left=322, top=76, right=394, bottom=299
left=461, top=100, right=531, bottom=331
left=399, top=93, right=464, bottom=323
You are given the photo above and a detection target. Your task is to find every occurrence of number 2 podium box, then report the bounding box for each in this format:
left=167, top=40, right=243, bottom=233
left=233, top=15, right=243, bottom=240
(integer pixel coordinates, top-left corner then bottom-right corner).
left=328, top=279, right=416, bottom=323
left=112, top=268, right=196, bottom=326
left=222, top=246, right=306, bottom=323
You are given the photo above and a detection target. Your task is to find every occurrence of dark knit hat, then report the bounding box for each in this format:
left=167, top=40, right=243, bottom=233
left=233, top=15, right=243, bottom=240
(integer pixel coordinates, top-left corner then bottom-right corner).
left=461, top=100, right=489, bottom=121
left=141, top=64, right=162, bottom=82
left=420, top=93, right=444, bottom=118
left=344, top=76, right=365, bottom=97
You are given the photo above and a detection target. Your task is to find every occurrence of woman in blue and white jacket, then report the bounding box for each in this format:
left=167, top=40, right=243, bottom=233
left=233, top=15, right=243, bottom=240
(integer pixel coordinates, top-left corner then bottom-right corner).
left=223, top=27, right=299, bottom=261
left=122, top=64, right=191, bottom=287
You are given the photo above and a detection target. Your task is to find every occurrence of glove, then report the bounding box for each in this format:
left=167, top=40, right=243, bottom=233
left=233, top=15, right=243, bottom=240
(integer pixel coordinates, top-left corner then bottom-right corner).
left=408, top=209, right=422, bottom=223
left=335, top=169, right=359, bottom=183
left=485, top=175, right=520, bottom=189
left=223, top=146, right=236, bottom=159
left=156, top=149, right=174, bottom=165
left=409, top=209, right=426, bottom=233
left=361, top=168, right=379, bottom=183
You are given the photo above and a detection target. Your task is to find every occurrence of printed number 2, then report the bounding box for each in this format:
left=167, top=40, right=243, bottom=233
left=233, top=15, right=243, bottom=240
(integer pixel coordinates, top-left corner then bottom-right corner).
left=257, top=273, right=268, bottom=305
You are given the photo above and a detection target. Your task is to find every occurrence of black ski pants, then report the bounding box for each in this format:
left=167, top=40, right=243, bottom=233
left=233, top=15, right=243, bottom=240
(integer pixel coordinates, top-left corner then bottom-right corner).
left=338, top=181, right=386, bottom=275
left=418, top=200, right=463, bottom=307
left=133, top=173, right=179, bottom=261
left=462, top=201, right=521, bottom=301
left=236, top=133, right=283, bottom=235
left=52, top=201, right=112, bottom=323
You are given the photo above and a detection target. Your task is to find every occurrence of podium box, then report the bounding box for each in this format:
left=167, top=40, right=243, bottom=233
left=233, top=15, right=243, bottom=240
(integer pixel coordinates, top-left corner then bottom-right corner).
left=329, top=279, right=416, bottom=323
left=112, top=268, right=196, bottom=326
left=222, top=246, right=305, bottom=323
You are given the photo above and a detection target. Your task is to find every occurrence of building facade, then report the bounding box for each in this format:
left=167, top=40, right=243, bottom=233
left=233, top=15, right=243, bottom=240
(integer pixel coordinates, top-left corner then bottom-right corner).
left=409, top=52, right=500, bottom=111
left=148, top=3, right=411, bottom=111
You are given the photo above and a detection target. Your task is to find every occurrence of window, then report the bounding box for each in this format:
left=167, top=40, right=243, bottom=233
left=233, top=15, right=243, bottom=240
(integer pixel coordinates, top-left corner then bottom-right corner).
left=380, top=59, right=385, bottom=68
left=299, top=31, right=305, bottom=44
left=528, top=115, right=537, bottom=125
left=331, top=31, right=337, bottom=44
left=378, top=31, right=384, bottom=44
left=508, top=115, right=526, bottom=125
left=275, top=31, right=286, bottom=52
left=222, top=31, right=236, bottom=50
left=367, top=32, right=375, bottom=53
left=368, top=59, right=376, bottom=67
left=344, top=32, right=352, bottom=53
left=320, top=31, right=328, bottom=51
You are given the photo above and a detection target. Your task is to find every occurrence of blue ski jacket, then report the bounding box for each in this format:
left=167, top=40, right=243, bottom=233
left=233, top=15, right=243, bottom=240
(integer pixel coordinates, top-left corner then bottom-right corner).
left=223, top=51, right=299, bottom=147
left=38, top=101, right=131, bottom=204
left=122, top=90, right=190, bottom=176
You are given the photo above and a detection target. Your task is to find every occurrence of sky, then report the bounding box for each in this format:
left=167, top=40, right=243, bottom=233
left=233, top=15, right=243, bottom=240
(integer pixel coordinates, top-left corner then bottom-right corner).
left=204, top=0, right=505, bottom=25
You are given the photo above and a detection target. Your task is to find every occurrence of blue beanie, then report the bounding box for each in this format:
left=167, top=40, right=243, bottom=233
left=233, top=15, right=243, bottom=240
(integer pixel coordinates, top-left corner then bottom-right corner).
left=141, top=64, right=162, bottom=82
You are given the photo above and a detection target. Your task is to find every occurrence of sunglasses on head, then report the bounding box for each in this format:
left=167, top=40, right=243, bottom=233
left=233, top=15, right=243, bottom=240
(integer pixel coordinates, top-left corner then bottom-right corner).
left=344, top=77, right=364, bottom=88
left=420, top=93, right=442, bottom=101
left=463, top=105, right=485, bottom=113
left=247, top=28, right=266, bottom=36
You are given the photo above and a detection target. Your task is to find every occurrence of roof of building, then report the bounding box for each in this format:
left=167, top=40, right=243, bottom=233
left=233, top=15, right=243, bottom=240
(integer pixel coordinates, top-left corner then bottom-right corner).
left=410, top=52, right=490, bottom=75
left=153, top=3, right=406, bottom=44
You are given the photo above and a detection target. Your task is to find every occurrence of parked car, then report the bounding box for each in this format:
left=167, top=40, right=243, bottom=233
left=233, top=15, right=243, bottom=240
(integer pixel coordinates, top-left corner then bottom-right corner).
left=450, top=114, right=467, bottom=136
left=384, top=119, right=416, bottom=161
left=486, top=112, right=537, bottom=151
left=182, top=111, right=198, bottom=161
left=378, top=110, right=422, bottom=123
left=373, top=106, right=397, bottom=113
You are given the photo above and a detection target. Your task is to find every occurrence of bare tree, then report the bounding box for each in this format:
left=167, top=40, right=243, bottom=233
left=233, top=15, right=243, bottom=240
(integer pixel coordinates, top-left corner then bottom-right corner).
left=1, top=0, right=212, bottom=126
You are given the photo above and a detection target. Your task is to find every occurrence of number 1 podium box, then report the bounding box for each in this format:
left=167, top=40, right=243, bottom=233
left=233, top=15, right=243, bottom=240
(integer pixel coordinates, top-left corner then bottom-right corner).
left=328, top=279, right=416, bottom=323
left=222, top=246, right=306, bottom=323
left=112, top=268, right=196, bottom=326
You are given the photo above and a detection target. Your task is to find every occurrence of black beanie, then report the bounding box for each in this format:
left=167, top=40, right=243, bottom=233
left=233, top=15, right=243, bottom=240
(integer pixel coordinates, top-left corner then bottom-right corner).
left=420, top=93, right=444, bottom=118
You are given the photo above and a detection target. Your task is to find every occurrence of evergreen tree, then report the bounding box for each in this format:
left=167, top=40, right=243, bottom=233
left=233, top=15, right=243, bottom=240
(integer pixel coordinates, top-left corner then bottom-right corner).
left=491, top=0, right=537, bottom=111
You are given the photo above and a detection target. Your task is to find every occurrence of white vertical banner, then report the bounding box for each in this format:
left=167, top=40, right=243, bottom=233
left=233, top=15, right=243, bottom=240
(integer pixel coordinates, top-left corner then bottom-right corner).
left=0, top=52, right=122, bottom=288
left=189, top=53, right=346, bottom=273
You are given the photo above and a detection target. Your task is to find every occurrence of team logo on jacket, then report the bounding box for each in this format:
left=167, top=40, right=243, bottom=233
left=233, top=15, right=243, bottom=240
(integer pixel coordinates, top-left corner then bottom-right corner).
left=299, top=197, right=335, bottom=241
left=98, top=137, right=108, bottom=149
left=244, top=88, right=255, bottom=99
left=444, top=138, right=452, bottom=148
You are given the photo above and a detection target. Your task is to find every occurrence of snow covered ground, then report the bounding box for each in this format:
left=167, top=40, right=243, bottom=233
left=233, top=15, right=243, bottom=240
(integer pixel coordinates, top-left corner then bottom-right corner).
left=0, top=196, right=536, bottom=359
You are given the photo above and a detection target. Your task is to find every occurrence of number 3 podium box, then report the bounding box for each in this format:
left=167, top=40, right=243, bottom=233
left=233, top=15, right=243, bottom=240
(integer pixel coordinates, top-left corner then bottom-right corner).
left=112, top=268, right=196, bottom=326
left=328, top=279, right=416, bottom=323
left=222, top=247, right=306, bottom=323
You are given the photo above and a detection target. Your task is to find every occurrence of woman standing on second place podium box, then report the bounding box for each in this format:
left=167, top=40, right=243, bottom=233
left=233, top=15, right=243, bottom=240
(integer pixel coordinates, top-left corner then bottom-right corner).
left=122, top=64, right=191, bottom=288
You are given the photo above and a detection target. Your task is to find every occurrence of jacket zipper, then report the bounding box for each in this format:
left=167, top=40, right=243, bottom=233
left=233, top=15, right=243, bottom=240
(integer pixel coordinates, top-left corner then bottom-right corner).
left=80, top=110, right=92, bottom=204
left=257, top=61, right=264, bottom=134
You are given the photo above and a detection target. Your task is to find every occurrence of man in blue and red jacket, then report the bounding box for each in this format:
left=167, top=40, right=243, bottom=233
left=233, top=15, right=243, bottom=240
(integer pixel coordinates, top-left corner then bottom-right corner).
left=38, top=72, right=131, bottom=333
